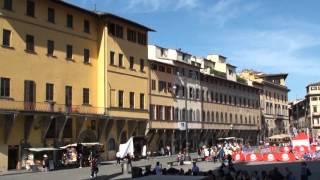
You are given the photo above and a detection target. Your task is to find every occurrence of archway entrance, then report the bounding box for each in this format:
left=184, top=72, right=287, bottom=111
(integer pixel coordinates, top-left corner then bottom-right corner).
left=78, top=129, right=97, bottom=142
left=120, top=131, right=127, bottom=144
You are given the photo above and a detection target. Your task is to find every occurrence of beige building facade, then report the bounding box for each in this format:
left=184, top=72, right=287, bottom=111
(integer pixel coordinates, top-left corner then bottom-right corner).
left=147, top=45, right=261, bottom=153
left=240, top=70, right=289, bottom=139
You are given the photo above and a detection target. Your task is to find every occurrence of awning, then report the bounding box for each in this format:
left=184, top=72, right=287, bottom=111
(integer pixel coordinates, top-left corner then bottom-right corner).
left=60, top=142, right=103, bottom=149
left=26, top=147, right=61, bottom=152
left=268, top=134, right=290, bottom=140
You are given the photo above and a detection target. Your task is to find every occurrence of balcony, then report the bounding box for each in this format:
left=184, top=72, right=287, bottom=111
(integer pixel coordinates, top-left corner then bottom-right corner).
left=0, top=99, right=105, bottom=115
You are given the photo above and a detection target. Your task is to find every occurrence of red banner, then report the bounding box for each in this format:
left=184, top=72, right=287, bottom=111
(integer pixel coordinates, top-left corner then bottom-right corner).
left=263, top=153, right=276, bottom=162
left=232, top=153, right=245, bottom=161
left=246, top=153, right=263, bottom=161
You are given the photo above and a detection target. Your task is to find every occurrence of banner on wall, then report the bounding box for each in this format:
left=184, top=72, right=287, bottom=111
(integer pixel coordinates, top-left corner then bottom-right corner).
left=292, top=132, right=310, bottom=149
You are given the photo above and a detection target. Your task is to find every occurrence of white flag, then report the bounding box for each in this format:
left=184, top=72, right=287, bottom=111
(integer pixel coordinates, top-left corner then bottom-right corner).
left=119, top=137, right=134, bottom=158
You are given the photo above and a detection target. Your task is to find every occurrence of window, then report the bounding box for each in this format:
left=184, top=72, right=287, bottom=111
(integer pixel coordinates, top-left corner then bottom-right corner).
left=84, top=20, right=90, bottom=33
left=151, top=80, right=156, bottom=90
left=137, top=32, right=147, bottom=45
left=168, top=82, right=172, bottom=93
left=83, top=88, right=89, bottom=104
left=151, top=63, right=157, bottom=70
left=140, top=93, right=144, bottom=109
left=66, top=45, right=73, bottom=59
left=48, top=8, right=55, bottom=23
left=26, top=0, right=35, bottom=17
left=115, top=25, right=123, bottom=38
left=313, top=106, right=317, bottom=113
left=129, top=56, right=134, bottom=69
left=46, top=83, right=54, bottom=101
left=0, top=78, right=10, bottom=97
left=159, top=66, right=165, bottom=72
left=189, top=88, right=193, bottom=98
left=66, top=14, right=73, bottom=28
left=65, top=86, right=72, bottom=106
left=150, top=105, right=155, bottom=120
left=3, top=0, right=12, bottom=10
left=140, top=59, right=144, bottom=72
left=26, top=34, right=34, bottom=52
left=118, top=90, right=123, bottom=108
left=2, top=29, right=11, bottom=47
left=47, top=40, right=54, bottom=56
left=129, top=92, right=134, bottom=109
left=127, top=29, right=136, bottom=42
left=196, top=89, right=199, bottom=99
left=311, top=97, right=318, bottom=101
left=118, top=54, right=123, bottom=67
left=159, top=81, right=166, bottom=92
left=167, top=67, right=172, bottom=74
left=110, top=51, right=115, bottom=65
left=84, top=49, right=90, bottom=63
left=108, top=23, right=115, bottom=36
left=181, top=86, right=185, bottom=97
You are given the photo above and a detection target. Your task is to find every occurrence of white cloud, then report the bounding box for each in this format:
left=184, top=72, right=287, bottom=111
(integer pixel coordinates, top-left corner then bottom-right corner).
left=125, top=0, right=199, bottom=12
left=200, top=0, right=260, bottom=26
left=225, top=26, right=320, bottom=76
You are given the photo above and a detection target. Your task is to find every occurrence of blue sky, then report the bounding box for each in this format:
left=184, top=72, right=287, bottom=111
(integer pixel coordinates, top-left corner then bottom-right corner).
left=71, top=0, right=320, bottom=100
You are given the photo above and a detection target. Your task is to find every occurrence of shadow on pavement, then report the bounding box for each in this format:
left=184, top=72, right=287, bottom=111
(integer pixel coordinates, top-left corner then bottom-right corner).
left=81, top=172, right=129, bottom=180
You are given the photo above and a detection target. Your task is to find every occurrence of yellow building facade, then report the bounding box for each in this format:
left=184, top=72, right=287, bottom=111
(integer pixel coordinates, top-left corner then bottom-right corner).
left=0, top=0, right=152, bottom=171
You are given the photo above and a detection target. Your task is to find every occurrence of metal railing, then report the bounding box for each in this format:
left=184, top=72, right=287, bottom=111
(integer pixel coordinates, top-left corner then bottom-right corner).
left=0, top=99, right=105, bottom=115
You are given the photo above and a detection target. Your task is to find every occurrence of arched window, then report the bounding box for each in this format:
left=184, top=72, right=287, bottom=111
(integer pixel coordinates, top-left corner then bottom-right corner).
left=212, top=112, right=214, bottom=122
left=240, top=115, right=243, bottom=124
left=235, top=114, right=238, bottom=124
left=230, top=113, right=233, bottom=124
left=202, top=111, right=206, bottom=122
left=108, top=138, right=116, bottom=151
left=216, top=112, right=219, bottom=123
left=196, top=110, right=200, bottom=122
left=221, top=112, right=224, bottom=123
left=189, top=109, right=193, bottom=121
left=207, top=112, right=210, bottom=122
left=225, top=113, right=228, bottom=123
left=175, top=108, right=179, bottom=121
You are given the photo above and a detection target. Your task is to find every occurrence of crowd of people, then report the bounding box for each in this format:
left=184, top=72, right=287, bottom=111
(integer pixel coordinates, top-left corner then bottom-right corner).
left=140, top=161, right=312, bottom=180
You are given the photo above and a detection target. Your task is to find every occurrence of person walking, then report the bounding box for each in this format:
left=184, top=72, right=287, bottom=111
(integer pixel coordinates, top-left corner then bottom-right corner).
left=90, top=156, right=98, bottom=179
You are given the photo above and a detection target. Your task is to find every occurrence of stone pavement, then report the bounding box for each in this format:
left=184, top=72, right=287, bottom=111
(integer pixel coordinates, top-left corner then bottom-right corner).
left=1, top=155, right=320, bottom=180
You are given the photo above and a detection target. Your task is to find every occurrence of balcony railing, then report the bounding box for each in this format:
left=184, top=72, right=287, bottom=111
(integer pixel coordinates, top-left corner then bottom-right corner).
left=0, top=99, right=105, bottom=115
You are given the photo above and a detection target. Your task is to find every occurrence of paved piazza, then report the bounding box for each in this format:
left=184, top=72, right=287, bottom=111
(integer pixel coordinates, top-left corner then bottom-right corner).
left=1, top=156, right=320, bottom=180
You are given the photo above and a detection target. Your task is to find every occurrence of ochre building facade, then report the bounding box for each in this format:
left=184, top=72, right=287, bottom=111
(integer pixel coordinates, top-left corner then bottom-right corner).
left=0, top=0, right=152, bottom=171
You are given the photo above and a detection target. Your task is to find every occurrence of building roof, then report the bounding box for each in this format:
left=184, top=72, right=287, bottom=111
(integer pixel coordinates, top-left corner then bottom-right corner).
left=307, top=81, right=320, bottom=87
left=52, top=0, right=155, bottom=31
left=258, top=73, right=288, bottom=79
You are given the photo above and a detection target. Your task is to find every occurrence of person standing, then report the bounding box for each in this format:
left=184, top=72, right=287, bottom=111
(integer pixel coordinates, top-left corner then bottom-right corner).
left=42, top=154, right=49, bottom=172
left=154, top=161, right=162, bottom=175
left=116, top=151, right=121, bottom=164
left=78, top=152, right=83, bottom=168
left=191, top=162, right=199, bottom=176
left=142, top=145, right=147, bottom=159
left=301, top=162, right=312, bottom=180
